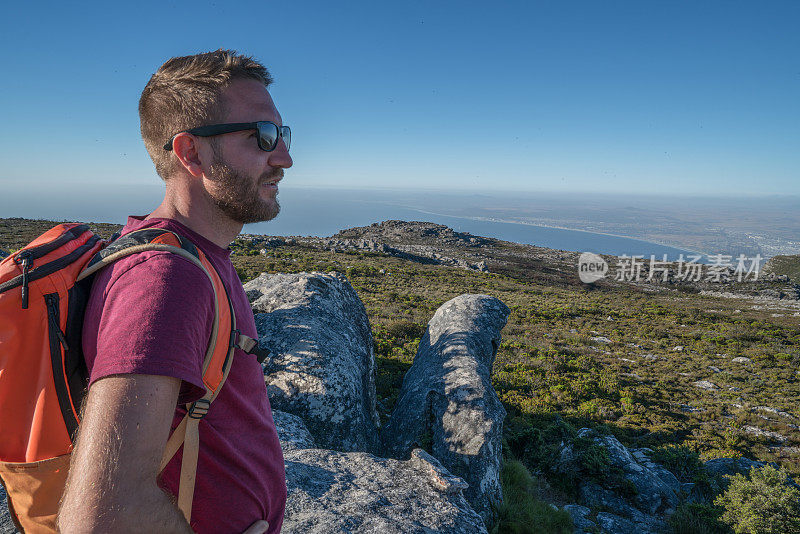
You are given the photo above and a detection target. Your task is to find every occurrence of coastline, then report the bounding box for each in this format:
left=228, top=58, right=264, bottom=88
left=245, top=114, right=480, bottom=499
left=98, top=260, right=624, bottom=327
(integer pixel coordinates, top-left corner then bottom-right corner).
left=388, top=204, right=711, bottom=259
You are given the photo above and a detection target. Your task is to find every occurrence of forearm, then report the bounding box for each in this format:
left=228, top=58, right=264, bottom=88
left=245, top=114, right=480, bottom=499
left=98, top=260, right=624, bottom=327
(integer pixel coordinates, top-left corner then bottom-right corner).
left=58, top=477, right=193, bottom=534
left=58, top=374, right=192, bottom=533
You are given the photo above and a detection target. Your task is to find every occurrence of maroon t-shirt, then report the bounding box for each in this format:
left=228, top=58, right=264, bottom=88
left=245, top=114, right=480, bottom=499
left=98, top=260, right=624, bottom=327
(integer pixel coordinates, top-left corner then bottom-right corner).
left=82, top=216, right=286, bottom=533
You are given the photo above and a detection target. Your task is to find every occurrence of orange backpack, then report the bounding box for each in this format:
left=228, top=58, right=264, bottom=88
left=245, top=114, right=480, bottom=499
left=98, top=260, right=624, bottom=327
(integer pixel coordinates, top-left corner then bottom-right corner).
left=0, top=223, right=267, bottom=532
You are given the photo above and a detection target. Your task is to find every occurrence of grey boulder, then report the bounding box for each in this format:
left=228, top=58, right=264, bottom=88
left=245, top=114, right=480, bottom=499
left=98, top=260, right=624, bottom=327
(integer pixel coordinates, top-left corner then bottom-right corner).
left=557, top=428, right=680, bottom=532
left=577, top=483, right=664, bottom=533
left=703, top=457, right=799, bottom=491
left=245, top=272, right=380, bottom=453
left=273, top=410, right=317, bottom=451
left=563, top=504, right=596, bottom=533
left=704, top=456, right=774, bottom=478
left=282, top=447, right=486, bottom=533
left=578, top=429, right=679, bottom=516
left=595, top=512, right=641, bottom=534
left=272, top=397, right=485, bottom=533
left=381, top=294, right=510, bottom=526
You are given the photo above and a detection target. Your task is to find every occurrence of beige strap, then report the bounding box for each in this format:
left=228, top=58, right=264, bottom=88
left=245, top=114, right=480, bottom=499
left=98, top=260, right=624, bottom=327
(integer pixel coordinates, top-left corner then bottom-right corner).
left=177, top=416, right=202, bottom=522
left=160, top=414, right=189, bottom=472
left=235, top=333, right=258, bottom=353
left=88, top=243, right=236, bottom=523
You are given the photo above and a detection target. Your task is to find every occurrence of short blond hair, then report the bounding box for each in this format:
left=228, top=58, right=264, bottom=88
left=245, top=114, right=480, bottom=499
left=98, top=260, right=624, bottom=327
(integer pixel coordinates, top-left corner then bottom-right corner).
left=139, top=49, right=273, bottom=180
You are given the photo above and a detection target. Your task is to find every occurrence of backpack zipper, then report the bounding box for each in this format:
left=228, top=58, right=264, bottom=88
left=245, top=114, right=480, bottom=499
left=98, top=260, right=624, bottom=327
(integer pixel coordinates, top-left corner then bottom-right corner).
left=0, top=234, right=101, bottom=305
left=22, top=224, right=90, bottom=262
left=45, top=291, right=82, bottom=439
left=18, top=251, right=32, bottom=309
left=6, top=224, right=90, bottom=309
left=45, top=293, right=70, bottom=352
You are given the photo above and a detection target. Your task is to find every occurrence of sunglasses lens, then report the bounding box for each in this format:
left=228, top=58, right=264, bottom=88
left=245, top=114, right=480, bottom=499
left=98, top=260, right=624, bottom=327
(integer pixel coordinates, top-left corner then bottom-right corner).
left=258, top=122, right=279, bottom=151
left=281, top=126, right=291, bottom=151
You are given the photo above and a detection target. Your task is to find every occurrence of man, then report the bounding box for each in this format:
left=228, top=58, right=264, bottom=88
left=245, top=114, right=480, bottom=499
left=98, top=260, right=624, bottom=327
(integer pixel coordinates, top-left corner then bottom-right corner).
left=57, top=50, right=292, bottom=534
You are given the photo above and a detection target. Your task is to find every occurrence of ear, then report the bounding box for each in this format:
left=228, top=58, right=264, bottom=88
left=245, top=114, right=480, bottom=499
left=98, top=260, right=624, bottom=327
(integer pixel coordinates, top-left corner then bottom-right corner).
left=171, top=133, right=205, bottom=177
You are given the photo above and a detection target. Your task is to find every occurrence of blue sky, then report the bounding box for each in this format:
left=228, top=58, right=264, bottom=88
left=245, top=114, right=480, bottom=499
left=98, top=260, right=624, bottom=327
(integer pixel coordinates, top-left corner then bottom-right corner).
left=1, top=1, right=798, bottom=197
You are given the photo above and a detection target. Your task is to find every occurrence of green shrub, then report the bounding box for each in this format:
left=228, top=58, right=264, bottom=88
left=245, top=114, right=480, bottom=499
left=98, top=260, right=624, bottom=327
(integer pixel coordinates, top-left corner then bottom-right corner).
left=385, top=320, right=426, bottom=340
left=502, top=416, right=576, bottom=476
left=490, top=460, right=573, bottom=534
left=649, top=445, right=707, bottom=483
left=668, top=502, right=729, bottom=534
left=714, top=465, right=800, bottom=534
left=574, top=436, right=610, bottom=479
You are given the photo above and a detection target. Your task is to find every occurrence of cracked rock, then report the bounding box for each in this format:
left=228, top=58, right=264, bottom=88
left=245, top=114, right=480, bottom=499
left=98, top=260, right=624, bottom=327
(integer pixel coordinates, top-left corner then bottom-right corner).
left=245, top=271, right=380, bottom=453
left=381, top=294, right=510, bottom=526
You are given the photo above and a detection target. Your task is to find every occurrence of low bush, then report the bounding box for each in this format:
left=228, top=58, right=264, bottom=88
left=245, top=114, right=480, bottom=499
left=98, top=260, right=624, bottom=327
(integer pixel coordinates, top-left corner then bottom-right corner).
left=490, top=460, right=573, bottom=534
left=573, top=435, right=610, bottom=480
left=649, top=445, right=706, bottom=483
left=668, top=502, right=729, bottom=534
left=714, top=465, right=800, bottom=534
left=385, top=320, right=426, bottom=340
left=502, top=415, right=576, bottom=477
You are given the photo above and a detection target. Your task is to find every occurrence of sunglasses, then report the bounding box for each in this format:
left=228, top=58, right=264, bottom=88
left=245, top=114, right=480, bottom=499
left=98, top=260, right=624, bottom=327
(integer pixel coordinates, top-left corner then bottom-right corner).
left=163, top=121, right=291, bottom=152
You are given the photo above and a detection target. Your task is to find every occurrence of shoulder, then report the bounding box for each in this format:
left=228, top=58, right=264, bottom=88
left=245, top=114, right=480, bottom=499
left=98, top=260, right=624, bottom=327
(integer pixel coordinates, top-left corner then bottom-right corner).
left=97, top=249, right=215, bottom=301
left=84, top=250, right=215, bottom=403
left=85, top=248, right=218, bottom=344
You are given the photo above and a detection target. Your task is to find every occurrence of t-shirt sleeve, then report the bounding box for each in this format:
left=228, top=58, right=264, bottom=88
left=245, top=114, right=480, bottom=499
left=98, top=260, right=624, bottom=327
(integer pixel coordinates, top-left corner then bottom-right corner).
left=88, top=251, right=215, bottom=405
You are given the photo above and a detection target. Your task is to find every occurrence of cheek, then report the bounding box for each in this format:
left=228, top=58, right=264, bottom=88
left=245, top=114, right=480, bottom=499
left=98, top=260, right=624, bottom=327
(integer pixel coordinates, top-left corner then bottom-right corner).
left=220, top=142, right=268, bottom=170
left=245, top=156, right=270, bottom=178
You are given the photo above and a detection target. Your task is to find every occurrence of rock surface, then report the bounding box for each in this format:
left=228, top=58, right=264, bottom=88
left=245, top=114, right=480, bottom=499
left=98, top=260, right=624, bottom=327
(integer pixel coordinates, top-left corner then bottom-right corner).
left=273, top=410, right=317, bottom=451
left=307, top=235, right=491, bottom=272
left=294, top=221, right=494, bottom=272
left=282, top=447, right=486, bottom=534
left=595, top=512, right=640, bottom=534
left=0, top=410, right=489, bottom=534
left=244, top=272, right=380, bottom=453
left=0, top=485, right=15, bottom=534
left=563, top=504, right=594, bottom=534
left=277, top=413, right=486, bottom=533
left=557, top=428, right=679, bottom=533
left=693, top=380, right=718, bottom=390
left=703, top=456, right=790, bottom=483
left=381, top=294, right=510, bottom=526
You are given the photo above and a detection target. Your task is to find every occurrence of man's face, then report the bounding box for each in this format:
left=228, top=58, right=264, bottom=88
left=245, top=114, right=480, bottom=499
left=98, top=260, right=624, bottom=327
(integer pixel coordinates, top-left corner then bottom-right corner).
left=202, top=79, right=293, bottom=225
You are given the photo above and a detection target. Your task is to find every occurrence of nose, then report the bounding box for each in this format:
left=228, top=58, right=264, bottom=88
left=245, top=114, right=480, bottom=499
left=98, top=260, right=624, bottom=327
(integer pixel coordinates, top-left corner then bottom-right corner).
left=268, top=138, right=293, bottom=169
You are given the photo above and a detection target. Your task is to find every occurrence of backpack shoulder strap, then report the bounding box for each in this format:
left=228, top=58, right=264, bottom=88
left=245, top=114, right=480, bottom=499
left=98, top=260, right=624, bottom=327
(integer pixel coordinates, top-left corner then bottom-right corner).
left=81, top=227, right=268, bottom=523
left=78, top=228, right=227, bottom=388
left=79, top=228, right=234, bottom=522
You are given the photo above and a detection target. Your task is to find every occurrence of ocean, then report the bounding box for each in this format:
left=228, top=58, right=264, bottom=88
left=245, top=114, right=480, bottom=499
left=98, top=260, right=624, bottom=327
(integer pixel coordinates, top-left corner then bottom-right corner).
left=0, top=183, right=699, bottom=260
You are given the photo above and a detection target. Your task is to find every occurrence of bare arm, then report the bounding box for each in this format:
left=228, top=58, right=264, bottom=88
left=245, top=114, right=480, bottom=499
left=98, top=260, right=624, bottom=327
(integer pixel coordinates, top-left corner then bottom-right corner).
left=57, top=374, right=193, bottom=534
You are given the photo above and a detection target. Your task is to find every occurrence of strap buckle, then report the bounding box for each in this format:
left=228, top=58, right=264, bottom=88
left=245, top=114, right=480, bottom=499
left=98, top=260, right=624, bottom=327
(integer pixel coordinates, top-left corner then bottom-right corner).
left=230, top=328, right=241, bottom=348
left=187, top=399, right=211, bottom=419
left=232, top=330, right=270, bottom=364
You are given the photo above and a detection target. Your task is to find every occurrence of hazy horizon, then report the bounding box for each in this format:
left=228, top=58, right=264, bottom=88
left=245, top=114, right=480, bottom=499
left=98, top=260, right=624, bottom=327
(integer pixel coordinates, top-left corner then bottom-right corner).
left=2, top=183, right=796, bottom=261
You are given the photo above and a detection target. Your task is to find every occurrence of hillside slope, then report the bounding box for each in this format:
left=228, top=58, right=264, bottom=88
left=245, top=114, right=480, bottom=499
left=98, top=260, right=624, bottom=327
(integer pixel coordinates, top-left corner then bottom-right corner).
left=765, top=254, right=800, bottom=284
left=3, top=218, right=799, bottom=480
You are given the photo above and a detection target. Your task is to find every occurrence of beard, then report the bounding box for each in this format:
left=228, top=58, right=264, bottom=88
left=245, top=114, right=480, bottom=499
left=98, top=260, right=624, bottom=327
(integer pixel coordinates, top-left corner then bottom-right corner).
left=206, top=157, right=281, bottom=225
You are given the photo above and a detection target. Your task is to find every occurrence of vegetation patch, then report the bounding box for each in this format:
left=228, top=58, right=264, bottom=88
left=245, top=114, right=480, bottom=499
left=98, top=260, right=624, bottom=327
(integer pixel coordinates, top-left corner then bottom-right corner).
left=715, top=465, right=800, bottom=534
left=490, top=460, right=574, bottom=534
left=668, top=502, right=729, bottom=534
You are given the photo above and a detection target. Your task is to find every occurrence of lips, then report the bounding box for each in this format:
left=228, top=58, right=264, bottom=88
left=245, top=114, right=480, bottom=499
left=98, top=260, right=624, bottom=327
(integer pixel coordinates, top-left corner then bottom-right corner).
left=262, top=170, right=283, bottom=186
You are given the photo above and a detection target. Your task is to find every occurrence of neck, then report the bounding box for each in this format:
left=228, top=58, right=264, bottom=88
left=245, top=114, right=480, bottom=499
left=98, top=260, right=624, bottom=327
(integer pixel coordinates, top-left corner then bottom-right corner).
left=148, top=182, right=243, bottom=249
